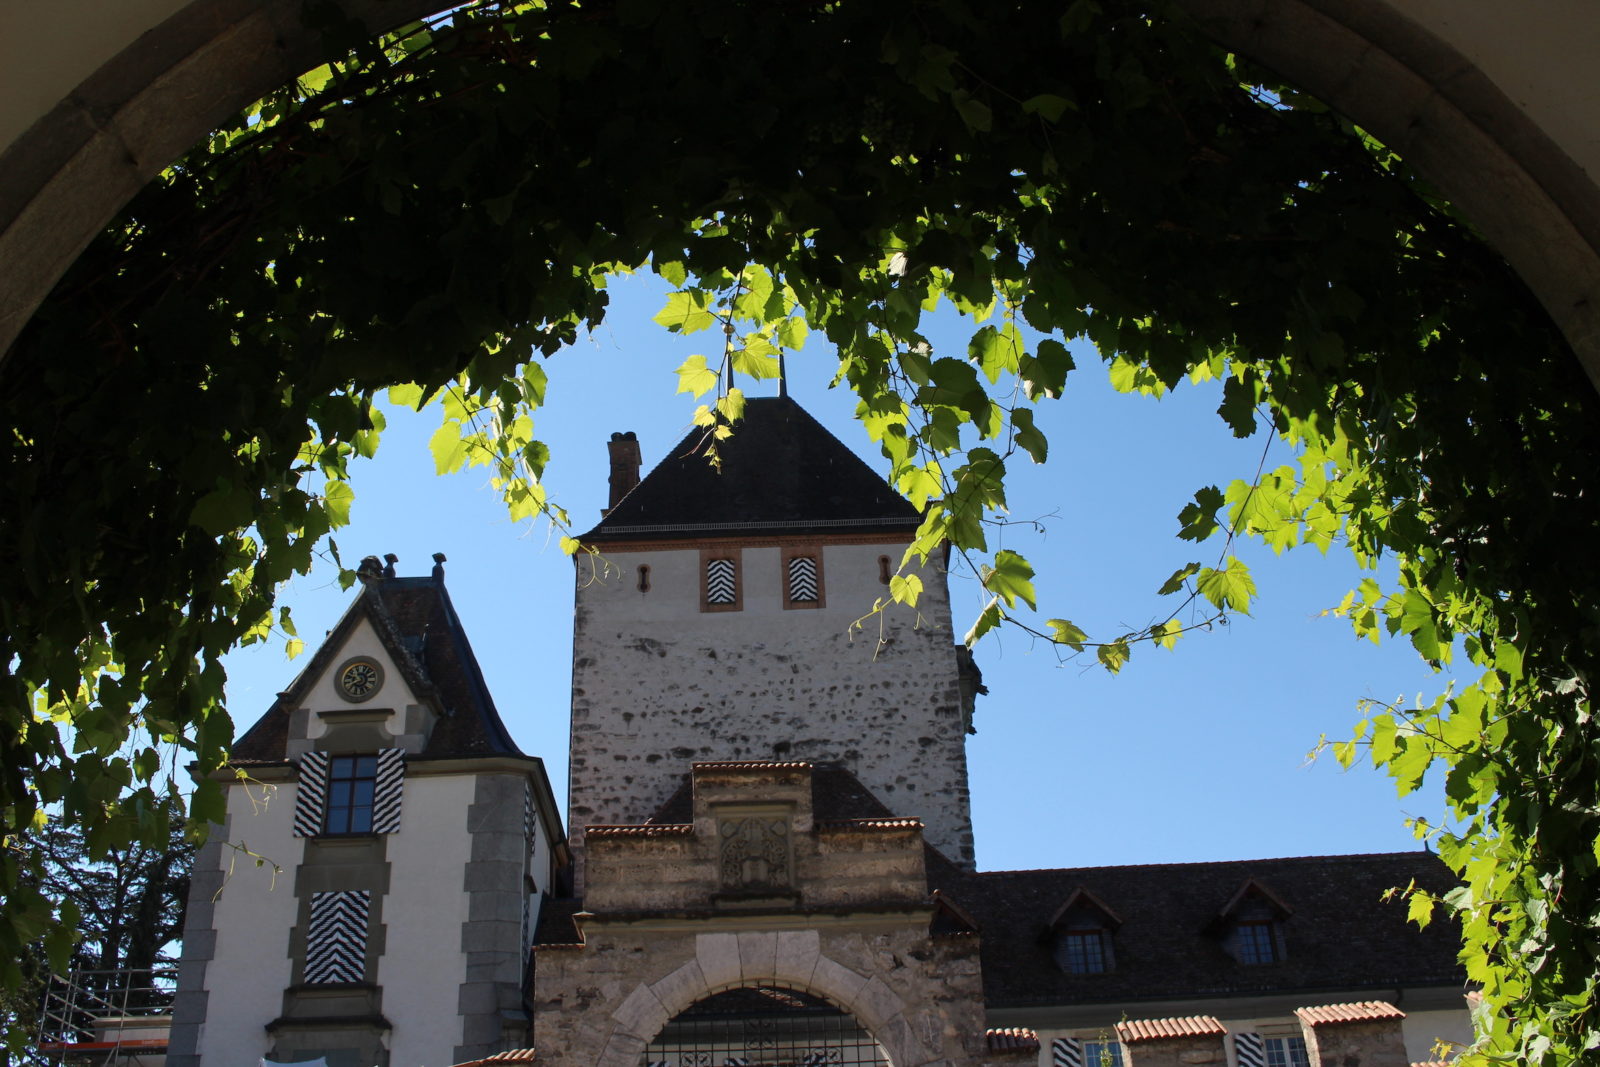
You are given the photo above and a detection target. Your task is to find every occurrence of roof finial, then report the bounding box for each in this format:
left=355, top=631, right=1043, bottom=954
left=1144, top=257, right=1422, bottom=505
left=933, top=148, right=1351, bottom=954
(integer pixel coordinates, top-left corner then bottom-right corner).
left=382, top=552, right=399, bottom=578
left=431, top=552, right=447, bottom=581
left=778, top=349, right=788, bottom=398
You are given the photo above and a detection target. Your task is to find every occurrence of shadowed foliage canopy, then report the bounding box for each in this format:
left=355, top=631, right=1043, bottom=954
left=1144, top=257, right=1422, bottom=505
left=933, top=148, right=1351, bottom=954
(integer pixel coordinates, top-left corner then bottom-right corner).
left=3, top=1, right=1598, bottom=1062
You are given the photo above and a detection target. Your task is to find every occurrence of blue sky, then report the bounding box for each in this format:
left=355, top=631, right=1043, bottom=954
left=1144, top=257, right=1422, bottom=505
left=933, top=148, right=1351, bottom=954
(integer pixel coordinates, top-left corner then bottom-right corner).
left=220, top=271, right=1459, bottom=873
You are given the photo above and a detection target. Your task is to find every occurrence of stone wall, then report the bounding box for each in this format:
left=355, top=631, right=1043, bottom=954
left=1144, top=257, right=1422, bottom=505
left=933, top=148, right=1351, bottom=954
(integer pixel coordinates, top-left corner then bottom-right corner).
left=1299, top=1017, right=1410, bottom=1067
left=569, top=539, right=977, bottom=872
left=535, top=761, right=988, bottom=1065
left=533, top=924, right=988, bottom=1067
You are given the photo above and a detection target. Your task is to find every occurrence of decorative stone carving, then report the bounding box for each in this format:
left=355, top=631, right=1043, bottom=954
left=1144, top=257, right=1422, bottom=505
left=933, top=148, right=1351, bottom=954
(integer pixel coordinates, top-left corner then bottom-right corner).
left=719, top=814, right=792, bottom=890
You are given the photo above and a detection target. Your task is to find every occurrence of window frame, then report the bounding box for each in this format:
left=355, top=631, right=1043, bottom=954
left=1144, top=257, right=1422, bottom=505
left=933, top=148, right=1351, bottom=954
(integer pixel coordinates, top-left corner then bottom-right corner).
left=700, top=546, right=743, bottom=612
left=323, top=753, right=380, bottom=835
left=1264, top=1035, right=1309, bottom=1067
left=1234, top=917, right=1280, bottom=964
left=782, top=545, right=825, bottom=610
left=1056, top=927, right=1111, bottom=974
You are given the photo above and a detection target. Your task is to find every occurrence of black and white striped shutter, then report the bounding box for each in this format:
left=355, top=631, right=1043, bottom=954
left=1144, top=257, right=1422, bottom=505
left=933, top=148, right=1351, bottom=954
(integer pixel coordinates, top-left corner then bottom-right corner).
left=1052, top=1038, right=1084, bottom=1067
left=787, top=556, right=819, bottom=602
left=372, top=747, right=405, bottom=833
left=304, top=890, right=370, bottom=984
left=706, top=558, right=737, bottom=604
left=1234, top=1033, right=1265, bottom=1067
left=293, top=751, right=330, bottom=837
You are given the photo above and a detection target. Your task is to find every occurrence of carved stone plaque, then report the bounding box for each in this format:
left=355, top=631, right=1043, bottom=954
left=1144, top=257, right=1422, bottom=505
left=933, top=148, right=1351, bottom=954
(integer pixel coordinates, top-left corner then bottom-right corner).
left=719, top=815, right=791, bottom=890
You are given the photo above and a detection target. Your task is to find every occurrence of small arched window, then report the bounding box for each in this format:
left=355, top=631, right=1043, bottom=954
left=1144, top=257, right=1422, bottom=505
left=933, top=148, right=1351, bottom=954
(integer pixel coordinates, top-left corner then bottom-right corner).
left=877, top=555, right=892, bottom=585
left=637, top=564, right=651, bottom=592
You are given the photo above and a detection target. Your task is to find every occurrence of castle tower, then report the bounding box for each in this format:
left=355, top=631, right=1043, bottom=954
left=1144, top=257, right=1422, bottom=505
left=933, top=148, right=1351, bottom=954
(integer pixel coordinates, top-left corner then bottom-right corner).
left=169, top=562, right=565, bottom=1067
left=567, top=397, right=981, bottom=872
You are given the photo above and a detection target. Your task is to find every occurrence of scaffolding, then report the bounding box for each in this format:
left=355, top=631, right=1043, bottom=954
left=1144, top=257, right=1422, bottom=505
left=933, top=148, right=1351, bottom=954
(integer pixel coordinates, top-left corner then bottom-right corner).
left=33, top=966, right=176, bottom=1067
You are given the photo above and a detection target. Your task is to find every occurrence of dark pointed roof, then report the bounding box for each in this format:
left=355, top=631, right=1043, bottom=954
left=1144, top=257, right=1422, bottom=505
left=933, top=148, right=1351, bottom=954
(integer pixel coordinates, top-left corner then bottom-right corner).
left=580, top=396, right=921, bottom=543
left=231, top=575, right=523, bottom=762
left=931, top=851, right=1465, bottom=1009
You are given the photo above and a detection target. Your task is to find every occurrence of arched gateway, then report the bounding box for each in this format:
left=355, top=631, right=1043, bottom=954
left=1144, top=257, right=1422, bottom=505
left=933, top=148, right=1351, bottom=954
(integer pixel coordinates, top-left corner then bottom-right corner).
left=641, top=986, right=891, bottom=1067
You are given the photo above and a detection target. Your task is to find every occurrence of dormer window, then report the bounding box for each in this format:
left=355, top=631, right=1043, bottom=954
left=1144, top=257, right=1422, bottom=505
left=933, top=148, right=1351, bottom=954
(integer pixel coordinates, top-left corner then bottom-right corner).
left=1214, top=879, right=1293, bottom=965
left=1056, top=927, right=1110, bottom=974
left=1047, top=887, right=1121, bottom=976
left=1235, top=918, right=1278, bottom=964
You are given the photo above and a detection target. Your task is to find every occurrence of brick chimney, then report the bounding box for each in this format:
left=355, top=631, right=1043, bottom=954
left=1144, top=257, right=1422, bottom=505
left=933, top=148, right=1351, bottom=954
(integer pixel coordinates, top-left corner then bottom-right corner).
left=606, top=431, right=641, bottom=511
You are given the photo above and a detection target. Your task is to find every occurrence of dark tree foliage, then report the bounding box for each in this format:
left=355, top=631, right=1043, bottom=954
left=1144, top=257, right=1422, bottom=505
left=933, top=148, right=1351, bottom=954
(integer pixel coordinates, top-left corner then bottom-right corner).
left=2, top=1, right=1597, bottom=1061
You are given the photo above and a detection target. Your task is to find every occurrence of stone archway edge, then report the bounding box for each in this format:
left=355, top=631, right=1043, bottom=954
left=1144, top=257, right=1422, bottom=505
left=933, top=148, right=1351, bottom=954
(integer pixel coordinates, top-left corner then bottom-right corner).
left=0, top=0, right=440, bottom=359
left=4, top=0, right=1600, bottom=392
left=594, top=929, right=950, bottom=1067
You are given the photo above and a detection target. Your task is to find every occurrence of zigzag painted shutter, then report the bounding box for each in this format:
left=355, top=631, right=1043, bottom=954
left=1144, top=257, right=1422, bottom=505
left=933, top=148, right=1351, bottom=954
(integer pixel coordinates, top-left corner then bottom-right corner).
left=787, top=556, right=818, bottom=602
left=706, top=558, right=737, bottom=604
left=293, top=751, right=330, bottom=837
left=1052, top=1038, right=1083, bottom=1067
left=1234, top=1033, right=1265, bottom=1067
left=305, top=890, right=369, bottom=984
left=371, top=748, right=405, bottom=833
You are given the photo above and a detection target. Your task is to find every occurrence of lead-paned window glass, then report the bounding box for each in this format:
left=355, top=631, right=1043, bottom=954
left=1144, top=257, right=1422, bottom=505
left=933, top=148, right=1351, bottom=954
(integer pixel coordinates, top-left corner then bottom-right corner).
left=1236, top=919, right=1277, bottom=964
left=1264, top=1036, right=1308, bottom=1067
left=325, top=754, right=378, bottom=834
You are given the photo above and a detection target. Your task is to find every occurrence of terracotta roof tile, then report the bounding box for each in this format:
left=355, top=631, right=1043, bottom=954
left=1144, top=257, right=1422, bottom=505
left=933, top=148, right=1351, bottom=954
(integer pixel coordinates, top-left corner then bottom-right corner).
left=814, top=817, right=924, bottom=831
left=1296, top=1001, right=1406, bottom=1026
left=1117, top=1016, right=1227, bottom=1042
left=448, top=1049, right=536, bottom=1067
left=585, top=824, right=694, bottom=838
left=985, top=1027, right=1040, bottom=1052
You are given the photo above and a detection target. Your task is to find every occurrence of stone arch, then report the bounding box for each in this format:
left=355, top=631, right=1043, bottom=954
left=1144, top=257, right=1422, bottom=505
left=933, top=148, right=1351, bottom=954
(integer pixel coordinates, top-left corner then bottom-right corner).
left=591, top=931, right=940, bottom=1067
left=4, top=0, right=1600, bottom=390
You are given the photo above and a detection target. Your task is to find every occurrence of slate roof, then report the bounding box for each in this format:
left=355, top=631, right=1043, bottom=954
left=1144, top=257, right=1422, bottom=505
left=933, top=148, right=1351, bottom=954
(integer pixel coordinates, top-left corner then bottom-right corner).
left=579, top=396, right=921, bottom=542
left=933, top=851, right=1465, bottom=1010
left=231, top=574, right=523, bottom=762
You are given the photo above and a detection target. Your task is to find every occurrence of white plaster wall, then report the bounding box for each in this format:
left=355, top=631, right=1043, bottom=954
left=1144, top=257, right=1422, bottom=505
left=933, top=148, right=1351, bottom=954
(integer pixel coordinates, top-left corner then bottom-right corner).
left=197, top=781, right=301, bottom=1067
left=301, top=618, right=423, bottom=737
left=381, top=774, right=477, bottom=1067
left=570, top=540, right=975, bottom=867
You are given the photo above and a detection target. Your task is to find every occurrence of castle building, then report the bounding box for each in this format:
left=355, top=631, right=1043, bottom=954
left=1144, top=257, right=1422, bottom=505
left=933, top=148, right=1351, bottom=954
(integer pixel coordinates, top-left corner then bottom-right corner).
left=172, top=397, right=1472, bottom=1067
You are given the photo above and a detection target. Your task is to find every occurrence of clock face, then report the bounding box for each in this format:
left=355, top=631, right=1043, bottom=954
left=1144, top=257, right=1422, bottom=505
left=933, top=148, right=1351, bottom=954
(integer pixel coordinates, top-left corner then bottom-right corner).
left=337, top=659, right=382, bottom=702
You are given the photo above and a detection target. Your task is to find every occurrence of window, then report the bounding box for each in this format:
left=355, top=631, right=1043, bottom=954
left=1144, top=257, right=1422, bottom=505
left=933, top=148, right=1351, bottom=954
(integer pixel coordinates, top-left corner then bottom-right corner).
left=1264, top=1036, right=1309, bottom=1067
left=701, top=548, right=742, bottom=611
left=1083, top=1039, right=1123, bottom=1067
left=1236, top=919, right=1278, bottom=964
left=637, top=564, right=651, bottom=592
left=783, top=549, right=824, bottom=609
left=324, top=754, right=378, bottom=834
left=304, top=890, right=370, bottom=985
left=1056, top=929, right=1108, bottom=974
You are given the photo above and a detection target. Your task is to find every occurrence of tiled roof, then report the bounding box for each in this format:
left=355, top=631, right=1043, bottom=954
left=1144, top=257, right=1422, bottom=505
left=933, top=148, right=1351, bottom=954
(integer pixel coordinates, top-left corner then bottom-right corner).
left=1296, top=1001, right=1407, bottom=1026
left=448, top=1049, right=537, bottom=1067
left=931, top=852, right=1465, bottom=1009
left=649, top=762, right=898, bottom=825
left=694, top=760, right=815, bottom=771
left=586, top=824, right=694, bottom=838
left=580, top=397, right=921, bottom=542
left=985, top=1027, right=1040, bottom=1052
left=815, top=817, right=924, bottom=831
left=232, top=575, right=524, bottom=761
left=1117, top=1016, right=1227, bottom=1042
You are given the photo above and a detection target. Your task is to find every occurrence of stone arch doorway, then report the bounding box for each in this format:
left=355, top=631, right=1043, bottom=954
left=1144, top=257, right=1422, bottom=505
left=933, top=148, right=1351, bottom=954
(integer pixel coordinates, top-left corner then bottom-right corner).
left=640, top=985, right=892, bottom=1067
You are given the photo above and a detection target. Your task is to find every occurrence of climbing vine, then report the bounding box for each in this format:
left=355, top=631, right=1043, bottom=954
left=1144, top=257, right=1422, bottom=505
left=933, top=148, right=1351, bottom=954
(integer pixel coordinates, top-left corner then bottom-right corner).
left=3, top=1, right=1598, bottom=1062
